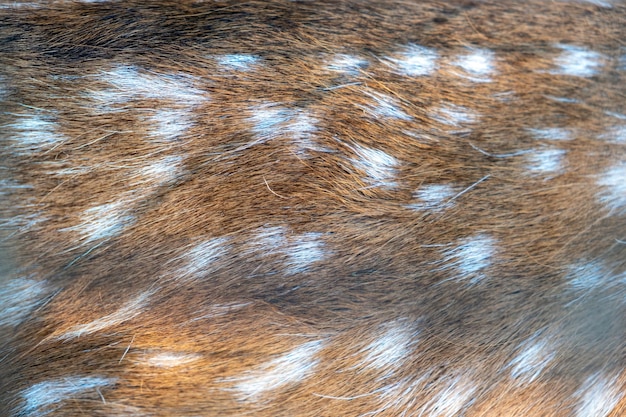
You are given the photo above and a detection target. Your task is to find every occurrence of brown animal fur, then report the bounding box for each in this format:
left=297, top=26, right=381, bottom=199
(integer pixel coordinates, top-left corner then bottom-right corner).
left=1, top=1, right=626, bottom=416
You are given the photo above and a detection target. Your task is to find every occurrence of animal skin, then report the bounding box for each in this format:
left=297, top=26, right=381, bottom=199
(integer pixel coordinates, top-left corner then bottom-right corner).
left=1, top=1, right=625, bottom=416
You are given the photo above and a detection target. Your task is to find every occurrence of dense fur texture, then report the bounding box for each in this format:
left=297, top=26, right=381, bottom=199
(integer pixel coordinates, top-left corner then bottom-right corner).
left=1, top=1, right=626, bottom=416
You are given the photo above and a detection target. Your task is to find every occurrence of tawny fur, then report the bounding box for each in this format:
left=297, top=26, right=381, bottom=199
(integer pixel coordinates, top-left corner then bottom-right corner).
left=1, top=1, right=625, bottom=416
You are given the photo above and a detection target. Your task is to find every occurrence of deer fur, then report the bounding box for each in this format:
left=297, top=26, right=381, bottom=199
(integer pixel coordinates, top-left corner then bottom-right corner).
left=1, top=1, right=625, bottom=416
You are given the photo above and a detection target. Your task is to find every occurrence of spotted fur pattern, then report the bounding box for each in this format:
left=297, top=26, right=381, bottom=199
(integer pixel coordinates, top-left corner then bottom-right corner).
left=1, top=1, right=625, bottom=416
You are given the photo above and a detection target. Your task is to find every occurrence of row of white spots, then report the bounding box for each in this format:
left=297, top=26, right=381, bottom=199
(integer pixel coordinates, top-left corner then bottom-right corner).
left=248, top=226, right=326, bottom=274
left=0, top=278, right=48, bottom=327
left=331, top=43, right=603, bottom=82
left=508, top=331, right=556, bottom=384
left=350, top=144, right=399, bottom=188
left=56, top=290, right=154, bottom=340
left=64, top=154, right=184, bottom=242
left=19, top=376, right=116, bottom=417
left=46, top=65, right=196, bottom=243
left=441, top=234, right=496, bottom=284
left=247, top=103, right=322, bottom=154
left=91, top=65, right=205, bottom=143
left=383, top=44, right=496, bottom=83
left=225, top=340, right=324, bottom=401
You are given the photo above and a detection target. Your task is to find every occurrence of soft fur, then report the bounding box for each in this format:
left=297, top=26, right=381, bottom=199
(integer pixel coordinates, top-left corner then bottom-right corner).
left=1, top=1, right=625, bottom=416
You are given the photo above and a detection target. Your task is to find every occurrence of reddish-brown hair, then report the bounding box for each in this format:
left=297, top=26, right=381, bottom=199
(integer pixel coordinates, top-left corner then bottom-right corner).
left=1, top=1, right=625, bottom=415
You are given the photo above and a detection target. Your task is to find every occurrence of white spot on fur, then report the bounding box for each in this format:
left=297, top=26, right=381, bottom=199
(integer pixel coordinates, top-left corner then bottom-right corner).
left=215, top=54, right=260, bottom=71
left=19, top=376, right=116, bottom=416
left=551, top=45, right=604, bottom=77
left=145, top=352, right=202, bottom=368
left=0, top=211, right=43, bottom=232
left=599, top=125, right=626, bottom=143
left=423, top=374, right=477, bottom=417
left=526, top=148, right=567, bottom=174
left=327, top=54, right=368, bottom=76
left=545, top=95, right=579, bottom=103
left=284, top=111, right=322, bottom=154
left=508, top=332, right=556, bottom=384
left=0, top=278, right=48, bottom=327
left=58, top=290, right=153, bottom=340
left=361, top=90, right=412, bottom=121
left=408, top=184, right=456, bottom=211
left=606, top=111, right=626, bottom=120
left=452, top=48, right=496, bottom=82
left=568, top=261, right=607, bottom=291
left=138, top=155, right=183, bottom=186
left=192, top=302, right=251, bottom=321
left=375, top=378, right=418, bottom=407
left=351, top=144, right=399, bottom=188
left=248, top=227, right=325, bottom=274
left=253, top=226, right=287, bottom=251
left=597, top=163, right=626, bottom=213
left=227, top=340, right=323, bottom=401
left=64, top=200, right=135, bottom=243
left=528, top=127, right=573, bottom=141
left=247, top=104, right=322, bottom=153
left=92, top=65, right=205, bottom=109
left=285, top=232, right=325, bottom=274
left=0, top=179, right=33, bottom=195
left=443, top=234, right=496, bottom=283
left=8, top=114, right=65, bottom=152
left=179, top=237, right=229, bottom=278
left=575, top=372, right=623, bottom=417
left=384, top=44, right=438, bottom=77
left=248, top=105, right=293, bottom=142
left=432, top=103, right=477, bottom=127
left=0, top=2, right=40, bottom=8
left=562, top=0, right=613, bottom=7
left=148, top=108, right=195, bottom=141
left=359, top=322, right=418, bottom=377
